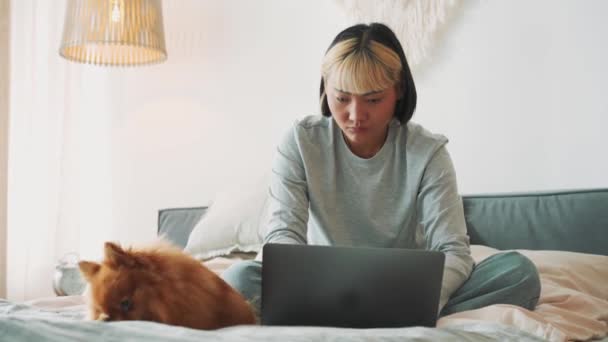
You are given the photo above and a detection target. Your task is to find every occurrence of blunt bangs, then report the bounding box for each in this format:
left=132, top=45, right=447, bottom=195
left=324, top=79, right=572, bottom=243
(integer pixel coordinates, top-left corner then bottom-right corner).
left=322, top=39, right=401, bottom=95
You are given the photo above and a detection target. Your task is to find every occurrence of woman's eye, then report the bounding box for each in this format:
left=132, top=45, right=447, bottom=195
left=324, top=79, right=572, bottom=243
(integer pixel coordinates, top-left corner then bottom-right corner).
left=367, top=98, right=382, bottom=104
left=336, top=97, right=348, bottom=103
left=119, top=299, right=132, bottom=312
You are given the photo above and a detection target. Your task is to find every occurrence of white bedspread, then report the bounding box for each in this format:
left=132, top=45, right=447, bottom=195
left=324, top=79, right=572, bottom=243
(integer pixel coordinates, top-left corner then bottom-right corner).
left=0, top=297, right=545, bottom=342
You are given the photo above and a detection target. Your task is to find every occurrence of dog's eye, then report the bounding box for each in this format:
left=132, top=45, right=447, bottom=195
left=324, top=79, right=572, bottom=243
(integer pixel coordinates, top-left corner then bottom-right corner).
left=119, top=299, right=132, bottom=312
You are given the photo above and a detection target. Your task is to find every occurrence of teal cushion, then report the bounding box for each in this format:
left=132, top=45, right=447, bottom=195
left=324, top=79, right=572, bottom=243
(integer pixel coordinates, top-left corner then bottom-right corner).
left=463, top=189, right=608, bottom=255
left=158, top=206, right=208, bottom=248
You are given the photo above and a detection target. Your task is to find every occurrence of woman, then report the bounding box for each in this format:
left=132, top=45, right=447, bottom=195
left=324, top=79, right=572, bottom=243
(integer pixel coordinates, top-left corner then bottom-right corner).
left=223, top=23, right=540, bottom=318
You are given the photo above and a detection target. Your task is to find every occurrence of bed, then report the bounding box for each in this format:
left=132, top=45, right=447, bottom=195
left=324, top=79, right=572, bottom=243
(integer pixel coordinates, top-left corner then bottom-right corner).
left=1, top=188, right=607, bottom=341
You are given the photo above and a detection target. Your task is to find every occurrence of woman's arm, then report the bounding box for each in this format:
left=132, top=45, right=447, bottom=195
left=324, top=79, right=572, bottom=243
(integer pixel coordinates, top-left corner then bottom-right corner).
left=262, top=124, right=310, bottom=246
left=416, top=146, right=475, bottom=313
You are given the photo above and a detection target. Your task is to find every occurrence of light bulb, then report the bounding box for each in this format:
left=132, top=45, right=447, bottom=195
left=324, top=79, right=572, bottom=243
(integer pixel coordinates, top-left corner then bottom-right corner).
left=111, top=1, right=121, bottom=22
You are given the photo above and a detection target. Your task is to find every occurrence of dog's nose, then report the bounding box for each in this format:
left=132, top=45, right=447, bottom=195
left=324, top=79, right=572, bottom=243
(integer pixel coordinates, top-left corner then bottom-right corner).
left=97, top=313, right=110, bottom=321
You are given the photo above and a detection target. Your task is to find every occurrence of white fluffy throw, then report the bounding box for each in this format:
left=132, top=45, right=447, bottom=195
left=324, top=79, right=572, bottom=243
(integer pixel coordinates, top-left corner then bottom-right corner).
left=334, top=0, right=462, bottom=69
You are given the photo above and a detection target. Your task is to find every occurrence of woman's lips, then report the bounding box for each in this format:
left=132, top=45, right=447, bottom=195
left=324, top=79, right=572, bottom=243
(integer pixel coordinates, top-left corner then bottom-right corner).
left=348, top=127, right=367, bottom=134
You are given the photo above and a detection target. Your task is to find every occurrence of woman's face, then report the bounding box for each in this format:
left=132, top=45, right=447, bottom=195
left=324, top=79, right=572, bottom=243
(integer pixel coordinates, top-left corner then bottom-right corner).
left=326, top=74, right=399, bottom=157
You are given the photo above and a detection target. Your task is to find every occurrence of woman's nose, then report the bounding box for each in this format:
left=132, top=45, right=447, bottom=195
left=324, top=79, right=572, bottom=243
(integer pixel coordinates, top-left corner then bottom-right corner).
left=347, top=101, right=367, bottom=122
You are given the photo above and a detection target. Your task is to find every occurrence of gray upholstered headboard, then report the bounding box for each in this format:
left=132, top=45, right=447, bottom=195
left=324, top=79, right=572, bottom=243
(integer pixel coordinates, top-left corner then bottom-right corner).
left=159, top=188, right=608, bottom=255
left=462, top=189, right=608, bottom=255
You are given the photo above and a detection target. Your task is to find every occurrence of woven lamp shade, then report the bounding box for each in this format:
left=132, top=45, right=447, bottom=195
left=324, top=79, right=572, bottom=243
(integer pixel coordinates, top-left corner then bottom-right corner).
left=59, top=0, right=167, bottom=66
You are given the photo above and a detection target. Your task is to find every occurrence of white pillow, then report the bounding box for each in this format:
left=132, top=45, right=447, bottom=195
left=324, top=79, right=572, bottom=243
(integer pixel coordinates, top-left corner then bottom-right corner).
left=185, top=173, right=271, bottom=260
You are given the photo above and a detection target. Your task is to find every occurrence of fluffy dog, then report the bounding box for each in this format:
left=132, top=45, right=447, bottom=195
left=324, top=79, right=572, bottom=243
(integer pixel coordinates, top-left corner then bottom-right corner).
left=79, top=240, right=256, bottom=329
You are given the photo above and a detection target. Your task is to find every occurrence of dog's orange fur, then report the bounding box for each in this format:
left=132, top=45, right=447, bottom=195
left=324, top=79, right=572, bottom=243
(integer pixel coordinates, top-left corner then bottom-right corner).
left=79, top=240, right=256, bottom=329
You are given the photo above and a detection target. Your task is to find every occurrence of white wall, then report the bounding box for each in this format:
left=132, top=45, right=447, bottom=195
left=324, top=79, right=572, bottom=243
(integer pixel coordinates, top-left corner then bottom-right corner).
left=109, top=0, right=608, bottom=245
left=0, top=0, right=9, bottom=299
left=414, top=0, right=608, bottom=194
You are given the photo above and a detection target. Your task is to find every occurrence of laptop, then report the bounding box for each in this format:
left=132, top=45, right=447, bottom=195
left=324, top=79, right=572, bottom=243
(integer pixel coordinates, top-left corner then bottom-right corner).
left=261, top=243, right=445, bottom=328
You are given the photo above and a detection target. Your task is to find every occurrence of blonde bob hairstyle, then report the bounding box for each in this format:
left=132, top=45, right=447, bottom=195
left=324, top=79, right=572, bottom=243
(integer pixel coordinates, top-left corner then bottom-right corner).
left=320, top=23, right=417, bottom=124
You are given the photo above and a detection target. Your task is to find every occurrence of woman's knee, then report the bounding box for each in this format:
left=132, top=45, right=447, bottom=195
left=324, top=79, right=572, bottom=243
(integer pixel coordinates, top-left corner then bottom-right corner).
left=500, top=251, right=539, bottom=280
left=221, top=260, right=262, bottom=297
left=498, top=251, right=541, bottom=307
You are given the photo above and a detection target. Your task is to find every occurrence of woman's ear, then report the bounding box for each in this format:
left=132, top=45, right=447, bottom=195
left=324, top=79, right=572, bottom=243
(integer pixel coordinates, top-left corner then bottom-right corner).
left=395, top=82, right=403, bottom=100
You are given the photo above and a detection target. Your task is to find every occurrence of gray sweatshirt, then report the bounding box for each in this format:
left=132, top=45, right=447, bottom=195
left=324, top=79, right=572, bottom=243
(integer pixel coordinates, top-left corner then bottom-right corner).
left=261, top=115, right=474, bottom=312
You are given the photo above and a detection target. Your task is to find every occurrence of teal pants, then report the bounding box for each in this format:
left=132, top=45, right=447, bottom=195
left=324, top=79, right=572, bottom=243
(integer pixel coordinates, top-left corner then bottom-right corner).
left=221, top=251, right=541, bottom=318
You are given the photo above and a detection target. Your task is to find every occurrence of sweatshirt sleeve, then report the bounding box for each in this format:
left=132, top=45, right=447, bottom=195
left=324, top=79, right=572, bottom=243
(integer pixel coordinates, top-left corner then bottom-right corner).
left=416, top=145, right=474, bottom=314
left=258, top=123, right=309, bottom=258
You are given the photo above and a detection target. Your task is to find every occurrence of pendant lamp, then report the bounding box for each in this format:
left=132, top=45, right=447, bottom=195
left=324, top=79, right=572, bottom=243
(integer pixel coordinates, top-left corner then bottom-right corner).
left=59, top=0, right=167, bottom=66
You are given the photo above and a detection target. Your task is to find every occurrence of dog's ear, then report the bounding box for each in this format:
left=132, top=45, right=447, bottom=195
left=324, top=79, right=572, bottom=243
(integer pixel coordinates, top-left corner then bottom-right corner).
left=78, top=261, right=101, bottom=281
left=104, top=242, right=136, bottom=268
